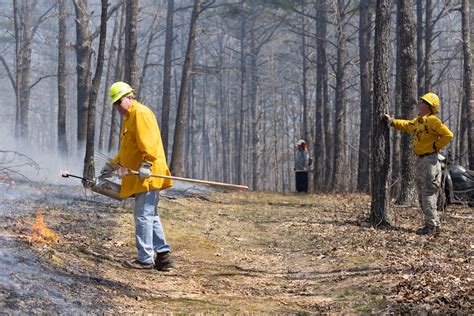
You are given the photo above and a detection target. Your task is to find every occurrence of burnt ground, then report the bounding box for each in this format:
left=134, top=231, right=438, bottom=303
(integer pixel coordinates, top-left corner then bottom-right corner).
left=0, top=179, right=472, bottom=314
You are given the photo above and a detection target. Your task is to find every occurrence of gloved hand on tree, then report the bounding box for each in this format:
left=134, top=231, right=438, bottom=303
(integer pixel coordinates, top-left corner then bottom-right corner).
left=383, top=113, right=394, bottom=124
left=138, top=161, right=152, bottom=180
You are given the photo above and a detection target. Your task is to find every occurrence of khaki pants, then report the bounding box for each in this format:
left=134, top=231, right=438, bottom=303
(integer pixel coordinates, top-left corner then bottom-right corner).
left=416, top=154, right=442, bottom=227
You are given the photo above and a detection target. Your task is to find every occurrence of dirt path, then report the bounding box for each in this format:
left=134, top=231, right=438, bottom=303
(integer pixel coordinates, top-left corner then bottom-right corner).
left=1, top=181, right=472, bottom=313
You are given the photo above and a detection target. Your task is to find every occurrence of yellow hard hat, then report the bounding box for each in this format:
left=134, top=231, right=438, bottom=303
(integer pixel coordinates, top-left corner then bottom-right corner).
left=109, top=81, right=134, bottom=104
left=420, top=92, right=440, bottom=114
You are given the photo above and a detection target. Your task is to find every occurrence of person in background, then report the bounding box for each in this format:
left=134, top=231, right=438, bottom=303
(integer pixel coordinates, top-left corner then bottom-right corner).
left=100, top=81, right=174, bottom=271
left=384, top=92, right=453, bottom=235
left=294, top=139, right=312, bottom=193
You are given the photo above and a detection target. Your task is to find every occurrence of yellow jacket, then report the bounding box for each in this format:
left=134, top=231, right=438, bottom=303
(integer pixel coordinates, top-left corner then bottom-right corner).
left=391, top=114, right=453, bottom=156
left=111, top=100, right=172, bottom=198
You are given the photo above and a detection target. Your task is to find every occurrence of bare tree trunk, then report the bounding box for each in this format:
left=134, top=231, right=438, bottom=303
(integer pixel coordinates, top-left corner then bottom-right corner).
left=13, top=0, right=35, bottom=141
left=200, top=56, right=210, bottom=179
left=170, top=0, right=202, bottom=176
left=83, top=0, right=107, bottom=182
left=396, top=0, right=418, bottom=205
left=462, top=0, right=473, bottom=169
left=57, top=0, right=68, bottom=156
left=10, top=1, right=54, bottom=143
left=236, top=0, right=247, bottom=185
left=321, top=3, right=332, bottom=192
left=357, top=0, right=372, bottom=193
left=333, top=0, right=346, bottom=192
left=301, top=0, right=308, bottom=141
left=370, top=0, right=392, bottom=228
left=424, top=0, right=432, bottom=91
left=161, top=0, right=175, bottom=159
left=249, top=1, right=259, bottom=190
left=323, top=56, right=332, bottom=192
left=416, top=0, right=424, bottom=96
left=456, top=96, right=464, bottom=161
left=124, top=0, right=138, bottom=88
left=272, top=90, right=279, bottom=191
left=392, top=20, right=401, bottom=197
left=314, top=0, right=327, bottom=192
left=13, top=0, right=20, bottom=139
left=217, top=33, right=230, bottom=183
left=99, top=9, right=120, bottom=152
left=108, top=3, right=126, bottom=153
left=185, top=80, right=195, bottom=177
left=73, top=0, right=92, bottom=151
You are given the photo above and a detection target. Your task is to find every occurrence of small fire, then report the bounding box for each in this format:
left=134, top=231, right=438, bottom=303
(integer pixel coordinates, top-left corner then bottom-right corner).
left=32, top=211, right=59, bottom=244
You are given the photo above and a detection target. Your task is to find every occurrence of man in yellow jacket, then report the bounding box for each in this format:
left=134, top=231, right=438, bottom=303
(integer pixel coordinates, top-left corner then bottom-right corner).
left=385, top=92, right=453, bottom=235
left=101, top=81, right=174, bottom=270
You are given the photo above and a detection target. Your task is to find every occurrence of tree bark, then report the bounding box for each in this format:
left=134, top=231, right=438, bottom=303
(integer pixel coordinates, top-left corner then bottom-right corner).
left=462, top=0, right=473, bottom=169
left=73, top=0, right=92, bottom=151
left=185, top=79, right=195, bottom=177
left=424, top=0, right=432, bottom=91
left=83, top=0, right=108, bottom=182
left=416, top=0, right=424, bottom=96
left=301, top=0, right=309, bottom=142
left=170, top=0, right=202, bottom=176
left=396, top=0, right=418, bottom=205
left=202, top=66, right=211, bottom=179
left=392, top=17, right=401, bottom=198
left=13, top=0, right=35, bottom=141
left=57, top=0, right=68, bottom=156
left=236, top=0, right=247, bottom=185
left=314, top=0, right=327, bottom=192
left=333, top=0, right=346, bottom=192
left=161, top=0, right=175, bottom=160
left=249, top=0, right=260, bottom=190
left=357, top=0, right=372, bottom=193
left=370, top=0, right=392, bottom=227
left=108, top=3, right=126, bottom=153
left=217, top=31, right=230, bottom=183
left=124, top=0, right=138, bottom=88
left=99, top=8, right=119, bottom=152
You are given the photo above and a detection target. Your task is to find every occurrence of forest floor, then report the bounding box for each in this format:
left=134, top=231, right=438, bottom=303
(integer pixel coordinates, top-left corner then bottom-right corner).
left=0, top=179, right=472, bottom=314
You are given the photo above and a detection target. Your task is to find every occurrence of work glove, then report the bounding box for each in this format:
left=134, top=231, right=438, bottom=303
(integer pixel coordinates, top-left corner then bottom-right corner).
left=100, top=162, right=116, bottom=178
left=138, top=161, right=152, bottom=180
left=308, top=157, right=313, bottom=166
left=383, top=113, right=394, bottom=124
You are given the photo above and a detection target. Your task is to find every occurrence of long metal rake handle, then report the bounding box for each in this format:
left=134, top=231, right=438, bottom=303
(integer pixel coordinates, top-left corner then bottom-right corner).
left=126, top=169, right=248, bottom=190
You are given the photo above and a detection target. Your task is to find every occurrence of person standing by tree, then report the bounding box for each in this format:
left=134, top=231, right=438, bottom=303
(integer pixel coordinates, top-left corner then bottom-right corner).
left=100, top=81, right=174, bottom=270
left=385, top=92, right=453, bottom=235
left=294, top=139, right=312, bottom=193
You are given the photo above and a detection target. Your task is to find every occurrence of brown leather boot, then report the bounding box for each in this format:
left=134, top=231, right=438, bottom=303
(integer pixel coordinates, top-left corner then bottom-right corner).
left=415, top=225, right=440, bottom=236
left=155, top=252, right=174, bottom=271
left=123, top=258, right=154, bottom=270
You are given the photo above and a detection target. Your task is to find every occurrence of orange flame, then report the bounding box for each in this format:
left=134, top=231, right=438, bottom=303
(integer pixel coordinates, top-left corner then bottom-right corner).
left=32, top=211, right=59, bottom=244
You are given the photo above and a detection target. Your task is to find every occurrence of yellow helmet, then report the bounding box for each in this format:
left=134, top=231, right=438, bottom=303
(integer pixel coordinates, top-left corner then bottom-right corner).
left=109, top=81, right=134, bottom=104
left=420, top=92, right=440, bottom=114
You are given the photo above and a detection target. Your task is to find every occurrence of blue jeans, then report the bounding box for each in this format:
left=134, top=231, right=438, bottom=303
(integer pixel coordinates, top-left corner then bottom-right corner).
left=134, top=190, right=171, bottom=264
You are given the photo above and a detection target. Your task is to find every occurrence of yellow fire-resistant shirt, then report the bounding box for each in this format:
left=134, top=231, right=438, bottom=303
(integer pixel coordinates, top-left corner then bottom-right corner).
left=391, top=114, right=453, bottom=156
left=110, top=100, right=172, bottom=198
